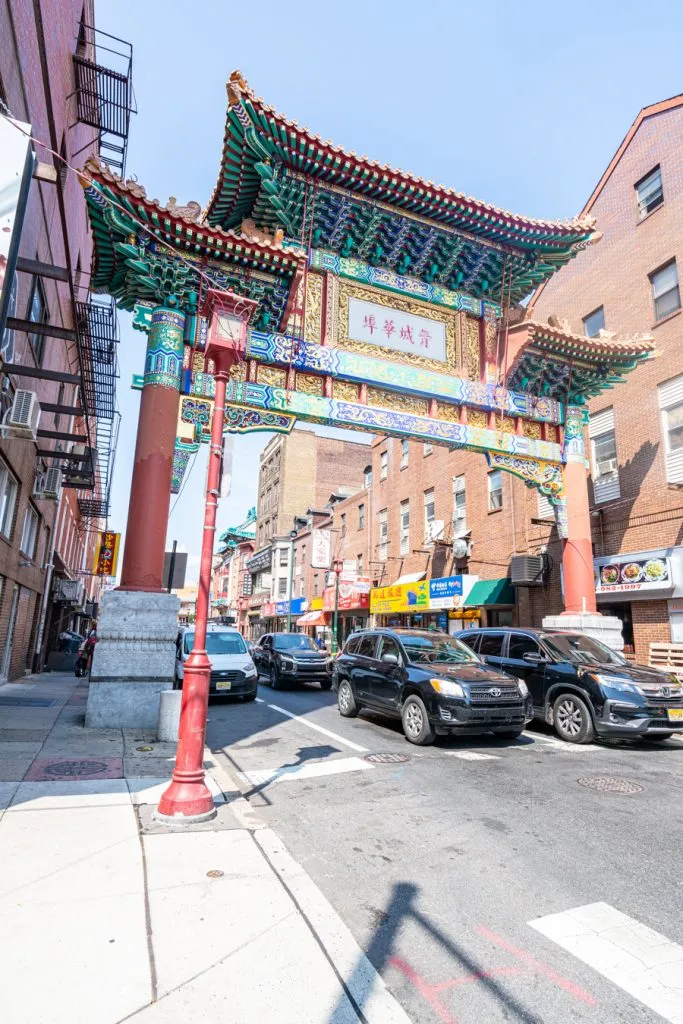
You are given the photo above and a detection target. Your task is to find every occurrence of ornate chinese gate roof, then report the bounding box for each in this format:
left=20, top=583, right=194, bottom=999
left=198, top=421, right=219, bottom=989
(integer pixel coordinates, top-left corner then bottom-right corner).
left=505, top=319, right=656, bottom=403
left=81, top=159, right=305, bottom=330
left=204, top=72, right=600, bottom=303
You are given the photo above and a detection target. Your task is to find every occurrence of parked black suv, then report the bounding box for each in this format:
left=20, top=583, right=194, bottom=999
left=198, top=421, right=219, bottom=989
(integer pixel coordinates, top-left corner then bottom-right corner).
left=454, top=627, right=683, bottom=744
left=254, top=633, right=332, bottom=690
left=333, top=628, right=533, bottom=745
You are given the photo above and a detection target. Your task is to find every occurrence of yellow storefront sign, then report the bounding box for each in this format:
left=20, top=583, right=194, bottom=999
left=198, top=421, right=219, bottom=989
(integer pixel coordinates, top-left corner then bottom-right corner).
left=310, top=597, right=323, bottom=611
left=370, top=580, right=429, bottom=614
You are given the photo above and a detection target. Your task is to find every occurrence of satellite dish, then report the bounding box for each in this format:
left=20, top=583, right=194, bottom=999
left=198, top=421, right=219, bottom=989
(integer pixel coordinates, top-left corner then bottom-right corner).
left=452, top=537, right=470, bottom=559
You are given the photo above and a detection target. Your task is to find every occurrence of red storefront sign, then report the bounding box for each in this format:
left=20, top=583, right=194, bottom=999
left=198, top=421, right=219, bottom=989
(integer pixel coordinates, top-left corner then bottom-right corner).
left=322, top=578, right=371, bottom=612
left=93, top=530, right=121, bottom=577
left=262, top=602, right=276, bottom=618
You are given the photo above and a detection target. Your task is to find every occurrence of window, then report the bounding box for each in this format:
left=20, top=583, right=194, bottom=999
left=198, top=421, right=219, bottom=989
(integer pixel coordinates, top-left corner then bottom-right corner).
left=356, top=634, right=378, bottom=659
left=583, top=306, right=605, bottom=338
left=278, top=578, right=287, bottom=597
left=488, top=470, right=503, bottom=511
left=20, top=505, right=39, bottom=558
left=340, top=513, right=346, bottom=535
left=0, top=460, right=19, bottom=538
left=377, top=636, right=403, bottom=665
left=358, top=503, right=365, bottom=529
left=478, top=632, right=505, bottom=657
left=344, top=635, right=361, bottom=655
left=379, top=509, right=388, bottom=561
left=399, top=500, right=410, bottom=555
left=424, top=442, right=433, bottom=456
left=589, top=408, right=620, bottom=503
left=400, top=439, right=409, bottom=468
left=313, top=574, right=319, bottom=596
left=650, top=260, right=680, bottom=321
left=453, top=475, right=466, bottom=535
left=537, top=490, right=554, bottom=520
left=508, top=634, right=542, bottom=661
left=380, top=450, right=388, bottom=480
left=636, top=166, right=663, bottom=220
left=301, top=543, right=306, bottom=564
left=279, top=548, right=289, bottom=567
left=258, top=526, right=263, bottom=546
left=299, top=577, right=305, bottom=597
left=423, top=488, right=435, bottom=539
left=357, top=553, right=363, bottom=575
left=27, top=276, right=48, bottom=365
left=364, top=465, right=372, bottom=488
left=658, top=374, right=683, bottom=484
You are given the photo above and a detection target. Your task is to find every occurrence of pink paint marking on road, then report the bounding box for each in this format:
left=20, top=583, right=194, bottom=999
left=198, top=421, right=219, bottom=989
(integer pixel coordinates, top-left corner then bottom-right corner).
left=476, top=925, right=597, bottom=1007
left=389, top=957, right=459, bottom=1024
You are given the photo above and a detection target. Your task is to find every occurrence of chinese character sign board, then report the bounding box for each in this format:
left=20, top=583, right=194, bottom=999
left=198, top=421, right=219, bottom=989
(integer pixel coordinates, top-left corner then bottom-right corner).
left=93, top=531, right=121, bottom=578
left=370, top=580, right=429, bottom=614
left=311, top=529, right=332, bottom=569
left=428, top=576, right=464, bottom=610
left=347, top=297, right=447, bottom=362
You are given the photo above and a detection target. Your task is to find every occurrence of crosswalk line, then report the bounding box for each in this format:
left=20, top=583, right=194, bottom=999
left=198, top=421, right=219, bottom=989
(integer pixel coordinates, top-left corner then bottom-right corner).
left=242, top=755, right=373, bottom=787
left=529, top=902, right=683, bottom=1023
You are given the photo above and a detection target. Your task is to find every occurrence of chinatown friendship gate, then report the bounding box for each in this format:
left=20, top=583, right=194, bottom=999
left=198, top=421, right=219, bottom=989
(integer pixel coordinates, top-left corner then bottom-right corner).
left=83, top=71, right=655, bottom=727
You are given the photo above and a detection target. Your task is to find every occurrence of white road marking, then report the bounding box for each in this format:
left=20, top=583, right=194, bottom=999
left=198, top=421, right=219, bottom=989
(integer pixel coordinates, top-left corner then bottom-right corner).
left=267, top=703, right=369, bottom=752
left=242, top=755, right=372, bottom=787
left=446, top=751, right=500, bottom=761
left=255, top=697, right=265, bottom=703
left=529, top=902, right=683, bottom=1023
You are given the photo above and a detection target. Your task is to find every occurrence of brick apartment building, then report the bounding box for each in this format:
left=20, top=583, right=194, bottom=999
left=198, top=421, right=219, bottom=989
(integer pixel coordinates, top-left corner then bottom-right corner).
left=0, top=2, right=130, bottom=678
left=528, top=94, right=683, bottom=661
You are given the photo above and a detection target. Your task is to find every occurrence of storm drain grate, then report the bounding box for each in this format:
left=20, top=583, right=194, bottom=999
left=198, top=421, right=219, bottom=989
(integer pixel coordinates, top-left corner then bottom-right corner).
left=365, top=752, right=410, bottom=765
left=0, top=697, right=57, bottom=708
left=578, top=776, right=644, bottom=794
left=25, top=756, right=123, bottom=781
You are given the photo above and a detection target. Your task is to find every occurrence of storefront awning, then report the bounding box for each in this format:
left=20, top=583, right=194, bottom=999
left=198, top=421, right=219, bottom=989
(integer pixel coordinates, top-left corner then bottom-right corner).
left=298, top=610, right=329, bottom=626
left=464, top=578, right=515, bottom=607
left=394, top=572, right=426, bottom=586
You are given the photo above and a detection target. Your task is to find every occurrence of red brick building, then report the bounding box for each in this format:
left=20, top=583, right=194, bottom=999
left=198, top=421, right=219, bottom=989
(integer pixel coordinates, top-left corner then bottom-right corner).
left=0, top=2, right=131, bottom=678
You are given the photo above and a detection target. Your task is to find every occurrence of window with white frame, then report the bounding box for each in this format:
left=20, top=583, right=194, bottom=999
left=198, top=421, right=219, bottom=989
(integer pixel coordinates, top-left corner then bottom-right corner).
left=488, top=470, right=503, bottom=511
left=650, top=260, right=681, bottom=322
left=0, top=460, right=19, bottom=538
left=364, top=465, right=372, bottom=488
left=357, top=553, right=363, bottom=575
left=589, top=407, right=620, bottom=503
left=20, top=504, right=39, bottom=558
left=424, top=442, right=433, bottom=456
left=583, top=306, right=605, bottom=337
left=358, top=503, right=365, bottom=529
left=453, top=475, right=466, bottom=535
left=400, top=500, right=410, bottom=555
left=658, top=374, right=683, bottom=484
left=313, top=574, right=319, bottom=596
left=340, top=512, right=346, bottom=535
left=27, top=276, right=48, bottom=366
left=537, top=491, right=554, bottom=520
left=423, top=488, right=435, bottom=539
left=279, top=548, right=289, bottom=567
left=380, top=450, right=388, bottom=480
left=379, top=508, right=388, bottom=561
left=278, top=577, right=287, bottom=597
left=400, top=439, right=409, bottom=468
left=301, top=543, right=306, bottom=564
left=635, top=166, right=663, bottom=220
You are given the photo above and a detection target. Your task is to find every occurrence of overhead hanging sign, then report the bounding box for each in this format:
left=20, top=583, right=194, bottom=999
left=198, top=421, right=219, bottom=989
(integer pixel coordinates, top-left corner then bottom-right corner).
left=311, top=528, right=332, bottom=569
left=93, top=531, right=121, bottom=578
left=347, top=296, right=447, bottom=362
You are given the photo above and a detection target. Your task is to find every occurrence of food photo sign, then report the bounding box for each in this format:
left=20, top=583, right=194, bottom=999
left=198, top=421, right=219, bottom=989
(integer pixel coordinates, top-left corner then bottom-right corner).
left=594, top=555, right=671, bottom=594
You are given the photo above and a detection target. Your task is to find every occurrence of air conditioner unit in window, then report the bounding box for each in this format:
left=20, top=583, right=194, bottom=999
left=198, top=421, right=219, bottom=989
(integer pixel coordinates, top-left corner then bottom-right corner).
left=510, top=554, right=547, bottom=587
left=43, top=467, right=63, bottom=499
left=2, top=390, right=41, bottom=439
left=597, top=459, right=618, bottom=478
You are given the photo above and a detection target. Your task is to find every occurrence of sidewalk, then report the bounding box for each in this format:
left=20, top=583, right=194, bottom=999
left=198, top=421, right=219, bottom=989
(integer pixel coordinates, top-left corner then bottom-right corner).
left=0, top=673, right=410, bottom=1024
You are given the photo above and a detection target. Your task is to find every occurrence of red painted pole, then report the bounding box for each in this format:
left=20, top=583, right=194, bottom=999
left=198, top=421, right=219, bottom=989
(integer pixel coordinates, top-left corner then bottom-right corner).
left=560, top=406, right=597, bottom=615
left=156, top=358, right=230, bottom=820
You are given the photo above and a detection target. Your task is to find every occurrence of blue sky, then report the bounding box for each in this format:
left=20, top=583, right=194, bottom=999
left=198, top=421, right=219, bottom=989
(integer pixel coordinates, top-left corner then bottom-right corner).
left=96, top=0, right=683, bottom=582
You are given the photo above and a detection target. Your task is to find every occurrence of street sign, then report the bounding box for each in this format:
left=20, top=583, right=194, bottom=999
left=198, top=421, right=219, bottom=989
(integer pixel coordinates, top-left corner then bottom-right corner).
left=163, top=550, right=187, bottom=589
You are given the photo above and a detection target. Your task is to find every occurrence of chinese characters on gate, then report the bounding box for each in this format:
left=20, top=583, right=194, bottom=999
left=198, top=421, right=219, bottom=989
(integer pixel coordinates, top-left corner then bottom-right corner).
left=347, top=297, right=447, bottom=362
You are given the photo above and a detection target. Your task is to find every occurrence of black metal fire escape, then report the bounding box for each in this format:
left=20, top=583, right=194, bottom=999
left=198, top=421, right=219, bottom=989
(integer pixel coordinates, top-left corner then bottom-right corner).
left=72, top=25, right=135, bottom=176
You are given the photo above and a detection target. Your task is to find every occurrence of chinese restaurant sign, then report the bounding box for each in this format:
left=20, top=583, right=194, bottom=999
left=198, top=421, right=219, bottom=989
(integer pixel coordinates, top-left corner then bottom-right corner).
left=370, top=580, right=429, bottom=614
left=347, top=297, right=447, bottom=362
left=311, top=529, right=332, bottom=569
left=93, top=531, right=120, bottom=578
left=594, top=555, right=672, bottom=594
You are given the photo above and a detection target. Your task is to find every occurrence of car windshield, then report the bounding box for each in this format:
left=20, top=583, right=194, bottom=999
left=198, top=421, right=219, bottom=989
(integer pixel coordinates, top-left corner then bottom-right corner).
left=401, top=634, right=480, bottom=665
left=543, top=633, right=627, bottom=666
left=273, top=634, right=318, bottom=651
left=184, top=632, right=246, bottom=656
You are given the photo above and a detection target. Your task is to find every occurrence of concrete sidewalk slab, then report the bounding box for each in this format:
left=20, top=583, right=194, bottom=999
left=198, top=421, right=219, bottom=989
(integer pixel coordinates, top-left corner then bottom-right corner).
left=7, top=778, right=130, bottom=811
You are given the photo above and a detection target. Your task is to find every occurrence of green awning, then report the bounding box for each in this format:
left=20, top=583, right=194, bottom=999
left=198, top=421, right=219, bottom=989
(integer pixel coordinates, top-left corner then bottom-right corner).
left=464, top=578, right=515, bottom=607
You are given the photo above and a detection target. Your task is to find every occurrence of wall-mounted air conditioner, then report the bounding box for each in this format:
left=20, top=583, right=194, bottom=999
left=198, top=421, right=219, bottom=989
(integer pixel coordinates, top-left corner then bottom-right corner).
left=1, top=390, right=41, bottom=439
left=43, top=467, right=63, bottom=499
left=510, top=554, right=546, bottom=587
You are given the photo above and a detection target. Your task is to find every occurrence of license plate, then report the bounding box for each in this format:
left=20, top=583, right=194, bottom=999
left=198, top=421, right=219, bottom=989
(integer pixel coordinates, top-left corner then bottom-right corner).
left=667, top=708, right=683, bottom=721
left=215, top=680, right=232, bottom=691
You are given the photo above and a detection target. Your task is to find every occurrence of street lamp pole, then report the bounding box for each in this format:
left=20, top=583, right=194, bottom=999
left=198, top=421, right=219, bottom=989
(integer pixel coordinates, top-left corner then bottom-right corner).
left=286, top=530, right=296, bottom=632
left=157, top=290, right=256, bottom=823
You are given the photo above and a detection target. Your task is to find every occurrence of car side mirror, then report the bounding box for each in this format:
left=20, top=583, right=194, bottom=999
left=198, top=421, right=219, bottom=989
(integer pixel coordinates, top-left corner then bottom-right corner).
left=523, top=651, right=546, bottom=664
left=382, top=652, right=400, bottom=666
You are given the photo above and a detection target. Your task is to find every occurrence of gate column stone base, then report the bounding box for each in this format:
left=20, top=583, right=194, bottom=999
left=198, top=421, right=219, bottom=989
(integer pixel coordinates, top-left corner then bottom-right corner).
left=85, top=590, right=179, bottom=729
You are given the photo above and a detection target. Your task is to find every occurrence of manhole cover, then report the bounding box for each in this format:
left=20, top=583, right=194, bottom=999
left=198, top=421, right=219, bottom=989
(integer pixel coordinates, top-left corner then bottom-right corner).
left=578, top=776, right=644, bottom=794
left=365, top=752, right=410, bottom=764
left=43, top=759, right=111, bottom=778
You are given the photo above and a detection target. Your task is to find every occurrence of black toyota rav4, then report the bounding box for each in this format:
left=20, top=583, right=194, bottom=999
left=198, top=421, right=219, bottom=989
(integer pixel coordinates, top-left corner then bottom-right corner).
left=455, top=627, right=683, bottom=744
left=333, top=628, right=533, bottom=745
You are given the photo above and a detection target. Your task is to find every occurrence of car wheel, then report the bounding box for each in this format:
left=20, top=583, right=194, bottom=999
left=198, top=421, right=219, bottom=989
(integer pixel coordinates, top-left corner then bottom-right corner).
left=401, top=695, right=436, bottom=746
left=495, top=729, right=524, bottom=740
left=320, top=678, right=332, bottom=691
left=553, top=693, right=594, bottom=744
left=644, top=733, right=673, bottom=741
left=269, top=665, right=281, bottom=690
left=337, top=680, right=358, bottom=718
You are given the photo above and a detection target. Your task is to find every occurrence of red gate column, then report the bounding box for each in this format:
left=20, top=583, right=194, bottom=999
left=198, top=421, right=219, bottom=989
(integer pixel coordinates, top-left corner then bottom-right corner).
left=119, top=301, right=186, bottom=591
left=561, top=406, right=596, bottom=614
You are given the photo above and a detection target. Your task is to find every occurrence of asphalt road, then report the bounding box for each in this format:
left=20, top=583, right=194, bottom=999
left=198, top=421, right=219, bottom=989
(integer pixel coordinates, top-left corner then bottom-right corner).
left=206, top=678, right=683, bottom=1024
